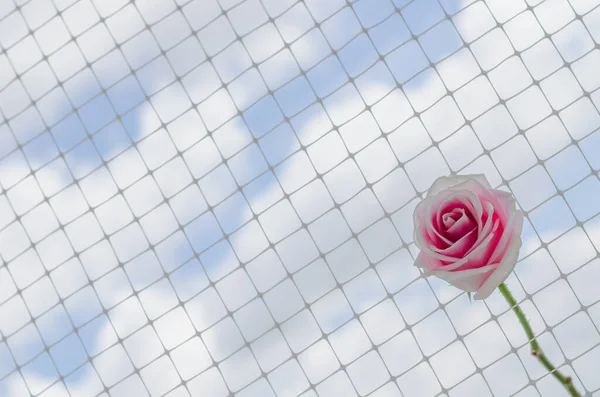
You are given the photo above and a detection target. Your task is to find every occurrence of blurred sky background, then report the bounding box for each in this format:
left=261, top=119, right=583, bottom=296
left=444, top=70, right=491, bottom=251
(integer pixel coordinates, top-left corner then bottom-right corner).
left=1, top=0, right=600, bottom=396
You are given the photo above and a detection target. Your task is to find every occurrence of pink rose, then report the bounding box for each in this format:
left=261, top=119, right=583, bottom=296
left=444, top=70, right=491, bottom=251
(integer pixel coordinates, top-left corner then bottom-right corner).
left=413, top=175, right=525, bottom=300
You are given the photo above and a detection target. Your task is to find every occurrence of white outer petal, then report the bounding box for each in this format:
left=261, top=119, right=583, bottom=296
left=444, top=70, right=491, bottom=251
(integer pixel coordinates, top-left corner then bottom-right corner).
left=427, top=174, right=491, bottom=197
left=474, top=211, right=525, bottom=300
left=427, top=263, right=496, bottom=282
left=424, top=264, right=497, bottom=293
left=488, top=208, right=524, bottom=264
left=461, top=201, right=495, bottom=257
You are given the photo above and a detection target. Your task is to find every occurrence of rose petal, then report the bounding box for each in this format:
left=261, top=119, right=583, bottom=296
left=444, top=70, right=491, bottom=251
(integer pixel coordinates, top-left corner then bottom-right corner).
left=474, top=231, right=523, bottom=300
left=442, top=208, right=465, bottom=228
left=437, top=219, right=500, bottom=272
left=415, top=196, right=498, bottom=269
left=414, top=195, right=444, bottom=230
left=414, top=207, right=453, bottom=249
left=488, top=209, right=524, bottom=265
left=438, top=191, right=483, bottom=230
left=414, top=225, right=457, bottom=266
left=414, top=228, right=466, bottom=264
left=432, top=228, right=477, bottom=258
left=428, top=262, right=497, bottom=282
left=435, top=191, right=483, bottom=246
left=420, top=196, right=454, bottom=248
left=427, top=264, right=497, bottom=292
left=448, top=274, right=492, bottom=293
left=415, top=222, right=495, bottom=271
left=443, top=216, right=455, bottom=229
left=487, top=189, right=517, bottom=229
left=430, top=225, right=454, bottom=248
left=427, top=174, right=491, bottom=197
left=441, top=179, right=508, bottom=228
left=445, top=211, right=476, bottom=241
left=464, top=201, right=496, bottom=257
left=415, top=251, right=443, bottom=273
left=419, top=188, right=485, bottom=250
left=460, top=219, right=502, bottom=271
left=470, top=186, right=514, bottom=227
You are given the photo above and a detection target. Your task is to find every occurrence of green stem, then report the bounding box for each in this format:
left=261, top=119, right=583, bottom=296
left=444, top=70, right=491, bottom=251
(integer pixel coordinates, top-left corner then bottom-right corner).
left=498, top=283, right=582, bottom=397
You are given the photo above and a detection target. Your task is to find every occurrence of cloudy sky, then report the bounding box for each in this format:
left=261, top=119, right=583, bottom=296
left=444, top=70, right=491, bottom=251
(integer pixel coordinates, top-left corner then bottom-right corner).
left=1, top=0, right=600, bottom=396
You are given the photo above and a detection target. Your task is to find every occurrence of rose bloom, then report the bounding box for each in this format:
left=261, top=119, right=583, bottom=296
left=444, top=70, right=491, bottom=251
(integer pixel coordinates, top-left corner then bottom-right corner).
left=413, top=175, right=524, bottom=300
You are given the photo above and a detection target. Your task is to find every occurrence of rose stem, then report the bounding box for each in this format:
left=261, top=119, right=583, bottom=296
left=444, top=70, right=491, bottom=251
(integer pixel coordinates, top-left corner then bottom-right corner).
left=498, top=283, right=582, bottom=397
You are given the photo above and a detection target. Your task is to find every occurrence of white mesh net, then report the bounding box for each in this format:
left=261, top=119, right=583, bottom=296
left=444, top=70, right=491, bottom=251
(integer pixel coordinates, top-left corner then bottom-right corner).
left=1, top=0, right=600, bottom=396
